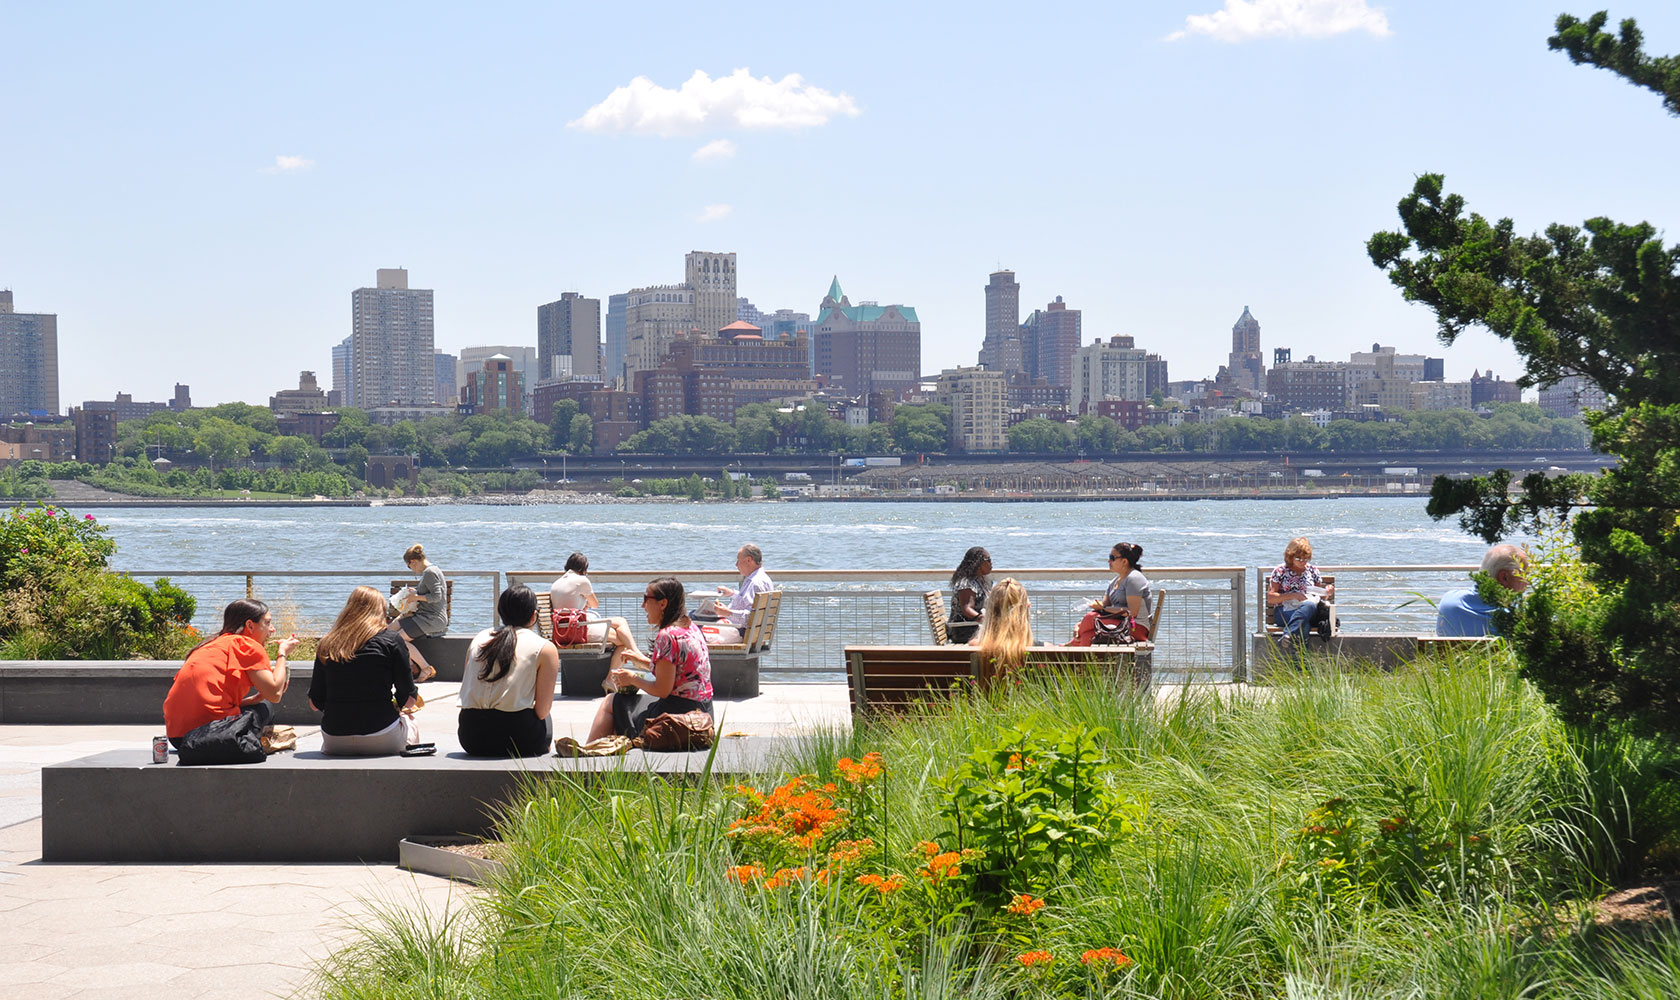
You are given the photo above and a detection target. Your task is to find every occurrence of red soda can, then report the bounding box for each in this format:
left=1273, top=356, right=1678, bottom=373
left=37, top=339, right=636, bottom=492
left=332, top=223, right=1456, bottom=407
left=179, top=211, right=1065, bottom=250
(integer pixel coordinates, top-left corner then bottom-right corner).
left=152, top=736, right=169, bottom=763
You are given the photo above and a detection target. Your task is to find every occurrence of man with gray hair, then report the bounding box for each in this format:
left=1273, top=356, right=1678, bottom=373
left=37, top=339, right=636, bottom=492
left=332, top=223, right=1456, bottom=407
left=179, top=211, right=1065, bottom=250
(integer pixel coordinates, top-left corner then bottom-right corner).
left=694, top=543, right=774, bottom=627
left=1436, top=544, right=1528, bottom=637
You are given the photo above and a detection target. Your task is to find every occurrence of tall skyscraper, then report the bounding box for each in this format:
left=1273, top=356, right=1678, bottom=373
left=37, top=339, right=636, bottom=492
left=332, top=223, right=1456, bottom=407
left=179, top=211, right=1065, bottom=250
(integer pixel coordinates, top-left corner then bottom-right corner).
left=537, top=292, right=602, bottom=380
left=0, top=290, right=59, bottom=416
left=935, top=366, right=1007, bottom=453
left=624, top=285, right=696, bottom=379
left=1070, top=335, right=1167, bottom=413
left=1032, top=296, right=1082, bottom=389
left=684, top=251, right=737, bottom=336
left=433, top=351, right=457, bottom=405
left=1226, top=306, right=1264, bottom=393
left=813, top=277, right=921, bottom=398
left=330, top=336, right=352, bottom=407
left=604, top=292, right=628, bottom=386
left=350, top=269, right=434, bottom=408
left=978, top=270, right=1022, bottom=374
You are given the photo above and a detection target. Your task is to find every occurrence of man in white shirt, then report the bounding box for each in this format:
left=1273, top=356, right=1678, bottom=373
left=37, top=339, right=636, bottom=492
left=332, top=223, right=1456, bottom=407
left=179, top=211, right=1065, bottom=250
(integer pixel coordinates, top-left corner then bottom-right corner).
left=695, top=543, right=774, bottom=626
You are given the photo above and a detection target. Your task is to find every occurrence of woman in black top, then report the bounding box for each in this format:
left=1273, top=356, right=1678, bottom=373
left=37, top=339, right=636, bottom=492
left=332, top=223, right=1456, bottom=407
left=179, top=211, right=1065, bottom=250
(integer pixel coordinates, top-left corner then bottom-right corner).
left=308, top=586, right=420, bottom=756
left=947, top=546, right=993, bottom=645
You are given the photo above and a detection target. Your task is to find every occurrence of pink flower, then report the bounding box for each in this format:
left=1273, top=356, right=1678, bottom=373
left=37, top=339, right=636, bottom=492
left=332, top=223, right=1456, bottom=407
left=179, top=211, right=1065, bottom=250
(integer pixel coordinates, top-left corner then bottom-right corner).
left=19, top=547, right=28, bottom=554
left=84, top=514, right=95, bottom=521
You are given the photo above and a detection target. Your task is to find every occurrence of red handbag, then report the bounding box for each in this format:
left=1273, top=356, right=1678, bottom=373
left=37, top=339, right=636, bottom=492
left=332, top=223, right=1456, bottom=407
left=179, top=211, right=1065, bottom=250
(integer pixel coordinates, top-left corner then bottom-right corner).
left=551, top=608, right=590, bottom=645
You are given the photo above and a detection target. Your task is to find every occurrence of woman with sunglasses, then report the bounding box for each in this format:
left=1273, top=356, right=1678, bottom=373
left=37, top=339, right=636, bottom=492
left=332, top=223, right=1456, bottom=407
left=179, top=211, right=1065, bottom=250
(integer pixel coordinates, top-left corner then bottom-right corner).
left=586, top=576, right=713, bottom=741
left=1070, top=542, right=1152, bottom=645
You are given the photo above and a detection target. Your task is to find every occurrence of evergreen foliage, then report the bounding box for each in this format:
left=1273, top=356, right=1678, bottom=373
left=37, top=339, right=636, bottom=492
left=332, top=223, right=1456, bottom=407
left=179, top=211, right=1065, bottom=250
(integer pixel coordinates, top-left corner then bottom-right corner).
left=1369, top=10, right=1680, bottom=738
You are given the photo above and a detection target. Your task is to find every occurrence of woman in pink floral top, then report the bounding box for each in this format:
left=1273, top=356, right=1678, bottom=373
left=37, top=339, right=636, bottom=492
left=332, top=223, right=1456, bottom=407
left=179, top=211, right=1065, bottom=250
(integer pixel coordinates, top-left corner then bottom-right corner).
left=587, top=576, right=713, bottom=740
left=1267, top=536, right=1336, bottom=641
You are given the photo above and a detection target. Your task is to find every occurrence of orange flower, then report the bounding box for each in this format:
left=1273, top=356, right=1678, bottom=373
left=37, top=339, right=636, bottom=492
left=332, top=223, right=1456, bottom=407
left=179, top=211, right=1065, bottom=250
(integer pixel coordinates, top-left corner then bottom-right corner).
left=920, top=851, right=965, bottom=884
left=1007, top=753, right=1023, bottom=771
left=763, top=866, right=807, bottom=889
left=727, top=775, right=849, bottom=851
left=1080, top=947, right=1132, bottom=968
left=837, top=752, right=885, bottom=784
left=917, top=840, right=941, bottom=857
left=829, top=838, right=875, bottom=864
left=727, top=865, right=761, bottom=884
left=1005, top=893, right=1046, bottom=916
left=855, top=873, right=906, bottom=894
left=1017, top=950, right=1054, bottom=968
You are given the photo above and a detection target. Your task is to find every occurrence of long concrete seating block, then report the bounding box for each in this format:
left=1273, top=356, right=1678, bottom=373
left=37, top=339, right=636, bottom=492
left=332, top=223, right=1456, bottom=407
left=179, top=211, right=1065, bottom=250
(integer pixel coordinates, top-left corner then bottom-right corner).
left=709, top=652, right=760, bottom=699
left=0, top=661, right=322, bottom=725
left=412, top=634, right=477, bottom=682
left=1248, top=633, right=1425, bottom=679
left=42, top=739, right=791, bottom=863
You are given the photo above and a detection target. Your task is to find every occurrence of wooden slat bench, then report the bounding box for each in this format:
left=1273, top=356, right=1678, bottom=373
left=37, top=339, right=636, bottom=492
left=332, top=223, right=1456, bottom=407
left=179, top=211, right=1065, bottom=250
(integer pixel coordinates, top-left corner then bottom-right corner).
left=533, top=591, right=613, bottom=697
left=845, top=643, right=1151, bottom=717
left=705, top=590, right=780, bottom=698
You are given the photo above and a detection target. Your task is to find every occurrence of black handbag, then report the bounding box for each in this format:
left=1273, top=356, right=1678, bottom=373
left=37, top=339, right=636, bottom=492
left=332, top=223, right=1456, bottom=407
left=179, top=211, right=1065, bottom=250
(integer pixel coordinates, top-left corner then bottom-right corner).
left=176, top=710, right=268, bottom=765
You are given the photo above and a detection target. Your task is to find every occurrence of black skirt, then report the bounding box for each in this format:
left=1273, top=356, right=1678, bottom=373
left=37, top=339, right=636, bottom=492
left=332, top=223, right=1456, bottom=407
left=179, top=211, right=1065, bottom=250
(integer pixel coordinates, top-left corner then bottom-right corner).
left=458, top=707, right=551, bottom=758
left=612, top=692, right=713, bottom=738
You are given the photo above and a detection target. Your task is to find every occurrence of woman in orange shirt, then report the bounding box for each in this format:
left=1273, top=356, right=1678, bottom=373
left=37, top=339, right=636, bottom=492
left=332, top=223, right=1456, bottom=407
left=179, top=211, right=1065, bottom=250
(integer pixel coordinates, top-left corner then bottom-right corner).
left=163, top=599, right=300, bottom=746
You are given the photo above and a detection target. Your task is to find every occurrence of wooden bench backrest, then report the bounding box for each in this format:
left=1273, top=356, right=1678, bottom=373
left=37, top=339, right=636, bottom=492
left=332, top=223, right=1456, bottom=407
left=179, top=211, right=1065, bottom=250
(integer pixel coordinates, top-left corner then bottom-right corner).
left=922, top=590, right=950, bottom=645
left=391, top=578, right=454, bottom=620
left=846, top=644, right=1140, bottom=715
left=534, top=591, right=553, bottom=640
left=707, top=590, right=781, bottom=653
left=1147, top=590, right=1165, bottom=641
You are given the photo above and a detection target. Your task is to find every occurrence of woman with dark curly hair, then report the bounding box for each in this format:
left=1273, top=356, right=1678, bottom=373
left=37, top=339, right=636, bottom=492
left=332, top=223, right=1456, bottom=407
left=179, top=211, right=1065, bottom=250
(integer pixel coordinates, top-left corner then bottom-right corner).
left=946, top=546, right=993, bottom=645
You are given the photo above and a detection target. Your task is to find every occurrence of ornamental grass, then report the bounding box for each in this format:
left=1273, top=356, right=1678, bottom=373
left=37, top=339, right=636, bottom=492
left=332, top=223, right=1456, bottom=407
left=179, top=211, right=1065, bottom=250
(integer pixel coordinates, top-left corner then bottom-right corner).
left=313, top=648, right=1680, bottom=1000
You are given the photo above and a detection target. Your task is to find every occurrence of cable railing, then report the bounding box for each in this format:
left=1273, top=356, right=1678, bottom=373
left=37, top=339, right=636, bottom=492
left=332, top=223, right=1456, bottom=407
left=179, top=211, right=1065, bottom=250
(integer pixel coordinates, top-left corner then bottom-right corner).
left=114, top=564, right=1480, bottom=682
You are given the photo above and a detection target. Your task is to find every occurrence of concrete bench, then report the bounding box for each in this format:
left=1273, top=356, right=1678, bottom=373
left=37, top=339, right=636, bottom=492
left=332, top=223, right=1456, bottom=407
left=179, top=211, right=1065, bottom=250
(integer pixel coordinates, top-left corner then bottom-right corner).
left=1247, top=632, right=1499, bottom=679
left=411, top=634, right=478, bottom=682
left=0, top=660, right=323, bottom=725
left=845, top=643, right=1151, bottom=717
left=41, top=738, right=790, bottom=863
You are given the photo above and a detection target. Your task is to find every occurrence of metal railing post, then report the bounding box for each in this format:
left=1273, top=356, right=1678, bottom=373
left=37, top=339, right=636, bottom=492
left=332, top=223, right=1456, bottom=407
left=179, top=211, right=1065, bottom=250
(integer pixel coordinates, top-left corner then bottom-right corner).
left=491, top=571, right=502, bottom=626
left=1232, top=568, right=1246, bottom=682
left=246, top=574, right=254, bottom=599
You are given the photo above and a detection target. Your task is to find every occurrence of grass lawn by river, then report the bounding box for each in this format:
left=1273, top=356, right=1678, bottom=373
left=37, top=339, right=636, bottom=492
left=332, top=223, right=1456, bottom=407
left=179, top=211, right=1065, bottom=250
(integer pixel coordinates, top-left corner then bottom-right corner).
left=314, top=652, right=1680, bottom=999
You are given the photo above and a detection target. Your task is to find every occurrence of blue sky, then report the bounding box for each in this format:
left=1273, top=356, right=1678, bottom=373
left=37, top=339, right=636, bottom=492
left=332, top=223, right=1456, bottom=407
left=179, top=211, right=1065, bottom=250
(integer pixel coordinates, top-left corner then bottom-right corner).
left=4, top=1, right=1678, bottom=409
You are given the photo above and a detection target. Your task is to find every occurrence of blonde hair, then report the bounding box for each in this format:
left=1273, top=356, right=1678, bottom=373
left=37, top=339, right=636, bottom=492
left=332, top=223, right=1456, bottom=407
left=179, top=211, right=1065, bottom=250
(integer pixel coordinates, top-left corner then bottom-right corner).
left=1285, top=536, right=1313, bottom=562
left=978, top=577, right=1034, bottom=681
left=316, top=586, right=391, bottom=662
left=403, top=543, right=426, bottom=564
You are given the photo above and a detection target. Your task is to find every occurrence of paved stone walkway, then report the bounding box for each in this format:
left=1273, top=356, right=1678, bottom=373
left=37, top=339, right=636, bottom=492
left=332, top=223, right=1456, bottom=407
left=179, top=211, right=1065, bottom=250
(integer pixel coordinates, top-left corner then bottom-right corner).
left=0, top=682, right=852, bottom=1000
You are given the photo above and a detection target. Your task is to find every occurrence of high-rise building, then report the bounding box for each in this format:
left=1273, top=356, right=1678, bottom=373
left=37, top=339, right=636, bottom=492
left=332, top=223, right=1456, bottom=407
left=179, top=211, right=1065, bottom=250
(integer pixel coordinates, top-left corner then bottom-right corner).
left=1346, top=343, right=1428, bottom=402
left=624, top=284, right=697, bottom=379
left=978, top=270, right=1022, bottom=375
left=350, top=268, right=434, bottom=409
left=667, top=321, right=816, bottom=410
left=456, top=346, right=538, bottom=413
left=813, top=277, right=920, bottom=398
left=1266, top=357, right=1349, bottom=412
left=1471, top=370, right=1523, bottom=407
left=685, top=251, right=737, bottom=337
left=1537, top=374, right=1609, bottom=418
left=604, top=293, right=629, bottom=386
left=330, top=336, right=352, bottom=408
left=461, top=355, right=524, bottom=414
left=171, top=384, right=191, bottom=412
left=1069, top=335, right=1165, bottom=413
left=1032, top=296, right=1082, bottom=388
left=270, top=371, right=329, bottom=415
left=537, top=292, right=601, bottom=381
left=434, top=351, right=457, bottom=405
left=1226, top=306, right=1264, bottom=393
left=0, top=290, right=59, bottom=416
left=935, top=366, right=1007, bottom=453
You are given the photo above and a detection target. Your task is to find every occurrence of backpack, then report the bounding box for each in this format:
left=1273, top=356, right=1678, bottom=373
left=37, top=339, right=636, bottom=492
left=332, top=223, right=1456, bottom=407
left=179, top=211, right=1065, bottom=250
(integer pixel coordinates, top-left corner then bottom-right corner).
left=551, top=607, right=590, bottom=645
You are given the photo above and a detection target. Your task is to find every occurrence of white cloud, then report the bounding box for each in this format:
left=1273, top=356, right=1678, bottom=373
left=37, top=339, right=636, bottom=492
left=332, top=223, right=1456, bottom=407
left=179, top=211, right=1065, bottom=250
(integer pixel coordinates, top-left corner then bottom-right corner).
left=570, top=68, right=860, bottom=137
left=692, top=139, right=738, bottom=162
left=697, top=203, right=733, bottom=223
left=1168, top=0, right=1390, bottom=42
left=260, top=155, right=315, bottom=174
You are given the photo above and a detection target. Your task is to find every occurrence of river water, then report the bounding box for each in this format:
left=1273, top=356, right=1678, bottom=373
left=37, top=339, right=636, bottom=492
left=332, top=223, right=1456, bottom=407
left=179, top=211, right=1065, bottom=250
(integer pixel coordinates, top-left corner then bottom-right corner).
left=95, top=496, right=1496, bottom=576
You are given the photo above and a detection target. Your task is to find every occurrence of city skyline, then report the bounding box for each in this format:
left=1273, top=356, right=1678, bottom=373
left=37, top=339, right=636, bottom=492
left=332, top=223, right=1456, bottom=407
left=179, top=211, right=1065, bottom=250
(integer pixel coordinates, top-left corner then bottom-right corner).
left=5, top=2, right=1679, bottom=408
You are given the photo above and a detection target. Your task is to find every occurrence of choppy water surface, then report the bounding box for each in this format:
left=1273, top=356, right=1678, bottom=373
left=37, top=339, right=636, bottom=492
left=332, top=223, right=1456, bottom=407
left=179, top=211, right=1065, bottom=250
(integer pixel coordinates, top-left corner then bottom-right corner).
left=95, top=496, right=1497, bottom=575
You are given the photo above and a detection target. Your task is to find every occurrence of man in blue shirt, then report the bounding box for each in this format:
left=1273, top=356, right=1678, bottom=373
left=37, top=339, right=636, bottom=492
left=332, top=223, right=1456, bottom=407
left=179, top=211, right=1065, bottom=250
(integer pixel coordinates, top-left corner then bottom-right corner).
left=1436, top=544, right=1528, bottom=637
left=694, top=543, right=774, bottom=626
